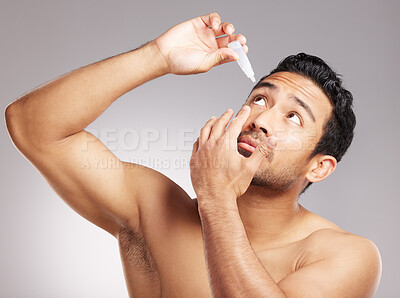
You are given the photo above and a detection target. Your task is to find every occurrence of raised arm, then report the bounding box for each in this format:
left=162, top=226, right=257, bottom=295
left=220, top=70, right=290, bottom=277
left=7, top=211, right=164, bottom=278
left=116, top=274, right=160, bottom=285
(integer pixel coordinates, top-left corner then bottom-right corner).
left=5, top=13, right=247, bottom=237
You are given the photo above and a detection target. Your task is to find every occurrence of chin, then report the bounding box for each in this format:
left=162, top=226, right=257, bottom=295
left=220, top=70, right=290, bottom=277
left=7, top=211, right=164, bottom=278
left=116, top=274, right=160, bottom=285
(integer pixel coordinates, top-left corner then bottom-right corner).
left=238, top=147, right=252, bottom=158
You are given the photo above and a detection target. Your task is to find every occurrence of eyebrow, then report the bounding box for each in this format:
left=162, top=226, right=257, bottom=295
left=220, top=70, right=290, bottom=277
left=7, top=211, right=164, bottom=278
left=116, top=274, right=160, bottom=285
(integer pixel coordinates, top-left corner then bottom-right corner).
left=252, top=81, right=278, bottom=92
left=289, top=94, right=316, bottom=122
left=252, top=81, right=316, bottom=123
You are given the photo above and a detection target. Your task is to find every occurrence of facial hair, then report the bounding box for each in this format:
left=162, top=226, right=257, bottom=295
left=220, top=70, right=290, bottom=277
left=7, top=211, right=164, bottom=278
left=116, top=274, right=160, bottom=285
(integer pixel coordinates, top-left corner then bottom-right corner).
left=237, top=131, right=305, bottom=192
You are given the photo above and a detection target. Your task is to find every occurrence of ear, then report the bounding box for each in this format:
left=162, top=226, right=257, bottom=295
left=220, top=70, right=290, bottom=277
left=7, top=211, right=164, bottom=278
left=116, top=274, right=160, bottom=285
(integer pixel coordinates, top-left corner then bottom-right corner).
left=305, top=155, right=337, bottom=183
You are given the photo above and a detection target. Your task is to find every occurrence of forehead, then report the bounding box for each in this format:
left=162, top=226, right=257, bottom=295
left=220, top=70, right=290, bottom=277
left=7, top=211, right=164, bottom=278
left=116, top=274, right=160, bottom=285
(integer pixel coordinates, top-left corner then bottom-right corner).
left=251, top=71, right=333, bottom=125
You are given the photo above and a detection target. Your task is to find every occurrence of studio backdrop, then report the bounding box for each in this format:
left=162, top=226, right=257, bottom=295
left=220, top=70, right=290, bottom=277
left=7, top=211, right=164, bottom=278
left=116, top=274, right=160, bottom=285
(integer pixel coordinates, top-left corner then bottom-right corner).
left=1, top=0, right=398, bottom=297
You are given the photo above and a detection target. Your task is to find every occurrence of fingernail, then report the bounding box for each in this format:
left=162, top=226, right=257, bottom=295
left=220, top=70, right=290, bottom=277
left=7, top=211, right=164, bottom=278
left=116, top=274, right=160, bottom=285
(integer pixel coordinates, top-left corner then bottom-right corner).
left=242, top=105, right=250, bottom=111
left=267, top=137, right=277, bottom=148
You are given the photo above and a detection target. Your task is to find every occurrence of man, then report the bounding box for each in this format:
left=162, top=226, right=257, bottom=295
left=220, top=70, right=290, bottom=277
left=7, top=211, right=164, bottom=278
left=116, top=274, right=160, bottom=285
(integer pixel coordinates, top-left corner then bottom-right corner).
left=5, top=12, right=381, bottom=297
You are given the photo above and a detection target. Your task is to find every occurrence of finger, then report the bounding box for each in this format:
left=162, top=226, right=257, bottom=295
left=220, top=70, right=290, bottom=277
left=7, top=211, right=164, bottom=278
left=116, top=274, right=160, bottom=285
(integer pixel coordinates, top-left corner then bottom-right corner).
left=216, top=33, right=247, bottom=49
left=212, top=22, right=235, bottom=37
left=210, top=109, right=234, bottom=140
left=226, top=105, right=251, bottom=145
left=214, top=43, right=248, bottom=66
left=217, top=56, right=237, bottom=66
left=192, top=138, right=199, bottom=154
left=222, top=22, right=235, bottom=35
left=247, top=136, right=277, bottom=170
left=200, top=12, right=221, bottom=30
left=207, top=47, right=239, bottom=68
left=199, top=116, right=218, bottom=147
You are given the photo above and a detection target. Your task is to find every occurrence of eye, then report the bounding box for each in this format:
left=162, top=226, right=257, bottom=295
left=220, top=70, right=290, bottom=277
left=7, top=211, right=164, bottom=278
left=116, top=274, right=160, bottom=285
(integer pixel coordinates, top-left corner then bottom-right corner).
left=252, top=96, right=267, bottom=107
left=287, top=112, right=302, bottom=126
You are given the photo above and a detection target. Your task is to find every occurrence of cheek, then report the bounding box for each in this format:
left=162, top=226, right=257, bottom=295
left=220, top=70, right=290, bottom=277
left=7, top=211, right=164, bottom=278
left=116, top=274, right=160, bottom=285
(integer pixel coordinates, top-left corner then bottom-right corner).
left=275, top=130, right=304, bottom=152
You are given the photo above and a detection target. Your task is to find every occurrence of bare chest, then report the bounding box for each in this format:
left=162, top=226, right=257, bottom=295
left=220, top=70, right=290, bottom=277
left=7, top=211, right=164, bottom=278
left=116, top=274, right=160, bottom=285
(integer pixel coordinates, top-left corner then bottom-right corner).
left=118, top=227, right=304, bottom=297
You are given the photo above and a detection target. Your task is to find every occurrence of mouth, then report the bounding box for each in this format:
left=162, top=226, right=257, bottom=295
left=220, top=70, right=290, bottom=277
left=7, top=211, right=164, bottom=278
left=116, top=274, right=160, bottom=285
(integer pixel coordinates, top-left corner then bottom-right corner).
left=237, top=135, right=260, bottom=154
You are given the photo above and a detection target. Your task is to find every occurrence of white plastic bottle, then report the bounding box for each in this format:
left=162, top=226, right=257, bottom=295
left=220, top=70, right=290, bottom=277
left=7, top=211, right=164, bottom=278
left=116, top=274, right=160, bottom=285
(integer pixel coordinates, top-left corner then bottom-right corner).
left=228, top=40, right=256, bottom=82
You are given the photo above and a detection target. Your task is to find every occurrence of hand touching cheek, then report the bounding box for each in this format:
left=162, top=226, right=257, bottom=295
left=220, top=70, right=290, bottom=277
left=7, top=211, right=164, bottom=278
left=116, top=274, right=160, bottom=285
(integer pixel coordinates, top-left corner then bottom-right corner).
left=190, top=105, right=276, bottom=205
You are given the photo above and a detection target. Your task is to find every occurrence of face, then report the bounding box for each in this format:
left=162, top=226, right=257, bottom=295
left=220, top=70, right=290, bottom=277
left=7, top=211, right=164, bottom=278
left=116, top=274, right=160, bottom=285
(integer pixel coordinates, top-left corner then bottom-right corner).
left=237, top=71, right=333, bottom=192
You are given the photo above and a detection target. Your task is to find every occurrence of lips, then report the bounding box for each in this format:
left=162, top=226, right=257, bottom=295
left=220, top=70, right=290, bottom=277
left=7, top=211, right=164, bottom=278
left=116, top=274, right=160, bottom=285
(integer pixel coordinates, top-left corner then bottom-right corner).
left=237, top=135, right=261, bottom=153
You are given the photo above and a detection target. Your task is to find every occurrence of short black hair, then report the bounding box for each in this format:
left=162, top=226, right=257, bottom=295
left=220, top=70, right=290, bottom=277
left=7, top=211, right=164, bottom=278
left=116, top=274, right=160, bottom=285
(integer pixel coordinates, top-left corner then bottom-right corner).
left=255, top=53, right=356, bottom=193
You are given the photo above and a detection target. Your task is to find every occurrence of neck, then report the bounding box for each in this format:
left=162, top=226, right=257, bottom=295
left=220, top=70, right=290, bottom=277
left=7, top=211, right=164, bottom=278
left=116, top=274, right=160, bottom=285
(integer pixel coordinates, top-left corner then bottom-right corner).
left=237, top=184, right=307, bottom=249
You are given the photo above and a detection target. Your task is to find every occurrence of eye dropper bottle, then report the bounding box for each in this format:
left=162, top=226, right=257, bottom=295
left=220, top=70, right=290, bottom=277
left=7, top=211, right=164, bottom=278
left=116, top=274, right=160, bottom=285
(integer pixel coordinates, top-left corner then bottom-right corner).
left=228, top=40, right=255, bottom=83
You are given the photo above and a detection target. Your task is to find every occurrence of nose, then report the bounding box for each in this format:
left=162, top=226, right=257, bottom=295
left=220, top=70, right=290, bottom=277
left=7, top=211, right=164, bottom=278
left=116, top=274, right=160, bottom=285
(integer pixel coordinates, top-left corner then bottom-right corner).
left=251, top=122, right=268, bottom=134
left=250, top=109, right=275, bottom=137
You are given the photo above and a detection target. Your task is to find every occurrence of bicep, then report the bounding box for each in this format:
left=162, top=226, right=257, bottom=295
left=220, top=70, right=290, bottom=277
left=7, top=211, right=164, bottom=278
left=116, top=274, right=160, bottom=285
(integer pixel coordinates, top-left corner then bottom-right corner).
left=24, top=130, right=138, bottom=237
left=277, top=240, right=382, bottom=298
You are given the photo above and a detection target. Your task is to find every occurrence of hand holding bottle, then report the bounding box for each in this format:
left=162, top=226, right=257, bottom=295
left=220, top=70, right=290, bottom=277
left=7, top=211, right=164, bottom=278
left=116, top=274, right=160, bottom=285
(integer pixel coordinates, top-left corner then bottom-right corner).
left=152, top=12, right=248, bottom=75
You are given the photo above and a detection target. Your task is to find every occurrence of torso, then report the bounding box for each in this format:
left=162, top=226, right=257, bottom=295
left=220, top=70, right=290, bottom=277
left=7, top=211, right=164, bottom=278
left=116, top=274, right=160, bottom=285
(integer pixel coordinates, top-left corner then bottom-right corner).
left=117, top=201, right=348, bottom=298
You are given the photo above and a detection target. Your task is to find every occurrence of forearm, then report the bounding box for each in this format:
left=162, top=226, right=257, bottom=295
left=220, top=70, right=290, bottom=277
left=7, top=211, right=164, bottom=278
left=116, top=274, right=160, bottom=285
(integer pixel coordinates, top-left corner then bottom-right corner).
left=5, top=41, right=168, bottom=147
left=198, top=198, right=286, bottom=297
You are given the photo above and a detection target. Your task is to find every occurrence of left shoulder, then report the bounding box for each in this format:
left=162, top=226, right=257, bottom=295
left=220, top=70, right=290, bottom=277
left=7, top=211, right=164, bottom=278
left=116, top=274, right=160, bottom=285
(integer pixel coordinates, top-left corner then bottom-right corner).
left=278, top=228, right=382, bottom=297
left=306, top=228, right=382, bottom=272
left=308, top=227, right=380, bottom=255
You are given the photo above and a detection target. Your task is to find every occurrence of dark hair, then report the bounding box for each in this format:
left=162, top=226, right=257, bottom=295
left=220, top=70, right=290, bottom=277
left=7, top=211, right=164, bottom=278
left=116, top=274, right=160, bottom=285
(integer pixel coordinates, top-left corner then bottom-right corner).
left=256, top=53, right=356, bottom=193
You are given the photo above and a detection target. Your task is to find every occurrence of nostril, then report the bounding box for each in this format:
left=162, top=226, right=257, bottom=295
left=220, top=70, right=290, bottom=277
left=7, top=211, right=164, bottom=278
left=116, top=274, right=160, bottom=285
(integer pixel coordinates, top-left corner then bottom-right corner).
left=252, top=123, right=268, bottom=134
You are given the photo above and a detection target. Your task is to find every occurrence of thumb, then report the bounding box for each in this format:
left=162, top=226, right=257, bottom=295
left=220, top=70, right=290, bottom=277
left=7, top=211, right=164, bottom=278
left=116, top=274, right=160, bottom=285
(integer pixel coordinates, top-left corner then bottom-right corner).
left=209, top=48, right=239, bottom=68
left=247, top=136, right=277, bottom=170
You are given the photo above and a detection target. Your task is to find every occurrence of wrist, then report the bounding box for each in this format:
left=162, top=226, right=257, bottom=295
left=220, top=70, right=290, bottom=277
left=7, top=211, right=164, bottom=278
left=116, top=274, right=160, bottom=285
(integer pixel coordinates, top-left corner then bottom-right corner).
left=127, top=40, right=169, bottom=80
left=197, top=192, right=238, bottom=213
left=146, top=40, right=170, bottom=76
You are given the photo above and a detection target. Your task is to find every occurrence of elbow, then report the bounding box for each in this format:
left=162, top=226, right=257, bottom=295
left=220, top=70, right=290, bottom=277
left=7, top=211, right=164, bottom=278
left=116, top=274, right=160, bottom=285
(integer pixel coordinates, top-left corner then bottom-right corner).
left=5, top=103, right=18, bottom=140
left=5, top=102, right=28, bottom=150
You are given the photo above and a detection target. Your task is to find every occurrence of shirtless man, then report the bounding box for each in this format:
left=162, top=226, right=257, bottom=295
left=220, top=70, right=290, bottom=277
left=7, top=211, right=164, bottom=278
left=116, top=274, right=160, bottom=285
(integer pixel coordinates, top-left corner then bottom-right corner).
left=5, top=12, right=381, bottom=297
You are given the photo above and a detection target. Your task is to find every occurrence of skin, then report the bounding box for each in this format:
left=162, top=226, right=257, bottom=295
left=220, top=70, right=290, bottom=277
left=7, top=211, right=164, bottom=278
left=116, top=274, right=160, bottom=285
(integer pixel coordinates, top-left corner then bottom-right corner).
left=5, top=12, right=381, bottom=298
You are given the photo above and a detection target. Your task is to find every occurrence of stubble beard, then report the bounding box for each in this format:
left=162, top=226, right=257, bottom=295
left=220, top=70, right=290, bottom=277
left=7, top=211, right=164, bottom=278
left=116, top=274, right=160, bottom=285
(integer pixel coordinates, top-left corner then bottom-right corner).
left=238, top=143, right=305, bottom=193
left=250, top=162, right=304, bottom=192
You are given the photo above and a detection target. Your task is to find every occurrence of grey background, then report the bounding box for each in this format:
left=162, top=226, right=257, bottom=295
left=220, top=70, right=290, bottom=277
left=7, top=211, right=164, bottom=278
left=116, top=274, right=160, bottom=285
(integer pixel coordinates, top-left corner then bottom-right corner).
left=1, top=0, right=398, bottom=297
